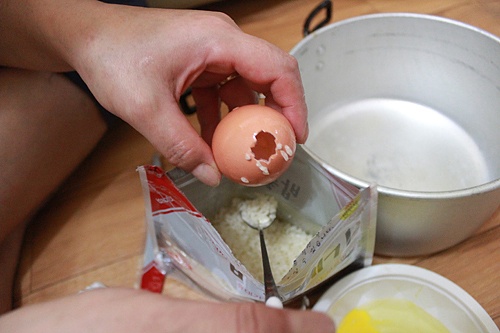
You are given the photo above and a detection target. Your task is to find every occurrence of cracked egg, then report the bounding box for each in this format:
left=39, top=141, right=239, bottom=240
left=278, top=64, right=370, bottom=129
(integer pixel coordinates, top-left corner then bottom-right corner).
left=212, top=105, right=296, bottom=186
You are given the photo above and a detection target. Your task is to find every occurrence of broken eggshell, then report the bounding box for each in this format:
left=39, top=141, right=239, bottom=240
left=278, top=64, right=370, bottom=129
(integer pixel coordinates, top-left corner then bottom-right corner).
left=212, top=105, right=296, bottom=186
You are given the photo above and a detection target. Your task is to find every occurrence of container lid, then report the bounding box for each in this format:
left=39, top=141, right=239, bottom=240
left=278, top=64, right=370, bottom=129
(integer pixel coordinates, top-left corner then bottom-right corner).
left=313, top=264, right=498, bottom=333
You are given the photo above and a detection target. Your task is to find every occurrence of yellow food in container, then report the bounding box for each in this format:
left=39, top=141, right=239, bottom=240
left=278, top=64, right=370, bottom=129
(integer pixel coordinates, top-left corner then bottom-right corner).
left=337, top=298, right=449, bottom=333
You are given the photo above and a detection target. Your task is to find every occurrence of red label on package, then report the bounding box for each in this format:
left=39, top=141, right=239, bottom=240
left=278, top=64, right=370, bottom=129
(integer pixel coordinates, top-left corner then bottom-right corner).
left=141, top=261, right=165, bottom=293
left=145, top=166, right=200, bottom=216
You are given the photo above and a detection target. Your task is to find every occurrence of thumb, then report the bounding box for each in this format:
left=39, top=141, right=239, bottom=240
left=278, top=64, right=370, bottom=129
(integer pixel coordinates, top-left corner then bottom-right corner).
left=187, top=301, right=336, bottom=333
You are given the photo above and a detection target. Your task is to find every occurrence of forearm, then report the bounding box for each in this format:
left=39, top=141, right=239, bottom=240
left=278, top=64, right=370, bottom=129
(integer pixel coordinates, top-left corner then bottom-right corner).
left=0, top=0, right=107, bottom=72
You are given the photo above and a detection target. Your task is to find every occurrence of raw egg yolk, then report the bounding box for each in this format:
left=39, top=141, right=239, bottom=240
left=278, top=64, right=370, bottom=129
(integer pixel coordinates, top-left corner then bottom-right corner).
left=337, top=309, right=378, bottom=333
left=336, top=299, right=450, bottom=333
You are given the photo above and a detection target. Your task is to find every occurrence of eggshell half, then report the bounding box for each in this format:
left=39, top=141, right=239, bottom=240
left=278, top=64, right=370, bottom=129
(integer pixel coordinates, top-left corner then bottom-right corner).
left=212, top=105, right=296, bottom=186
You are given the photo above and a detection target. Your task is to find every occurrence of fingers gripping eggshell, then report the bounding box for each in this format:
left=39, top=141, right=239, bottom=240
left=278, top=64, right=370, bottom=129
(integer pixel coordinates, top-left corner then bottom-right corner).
left=212, top=105, right=296, bottom=186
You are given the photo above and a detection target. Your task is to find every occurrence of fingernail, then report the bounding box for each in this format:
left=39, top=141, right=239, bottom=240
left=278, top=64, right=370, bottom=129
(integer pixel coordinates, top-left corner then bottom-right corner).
left=297, top=121, right=309, bottom=144
left=303, top=121, right=309, bottom=142
left=192, top=163, right=221, bottom=187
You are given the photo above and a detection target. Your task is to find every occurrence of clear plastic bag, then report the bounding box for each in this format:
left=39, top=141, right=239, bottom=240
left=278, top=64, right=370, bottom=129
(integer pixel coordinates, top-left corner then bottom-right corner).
left=138, top=145, right=377, bottom=304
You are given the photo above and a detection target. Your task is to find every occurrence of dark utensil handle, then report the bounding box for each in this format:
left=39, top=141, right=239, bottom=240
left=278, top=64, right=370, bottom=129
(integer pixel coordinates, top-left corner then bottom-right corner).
left=259, top=229, right=281, bottom=300
left=303, top=0, right=333, bottom=36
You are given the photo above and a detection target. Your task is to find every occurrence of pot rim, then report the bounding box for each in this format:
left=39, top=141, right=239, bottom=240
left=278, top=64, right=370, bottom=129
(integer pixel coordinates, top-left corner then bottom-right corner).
left=290, top=12, right=500, bottom=54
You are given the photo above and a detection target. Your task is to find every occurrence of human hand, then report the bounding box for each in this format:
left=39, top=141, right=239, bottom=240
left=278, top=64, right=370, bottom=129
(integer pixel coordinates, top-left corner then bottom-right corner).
left=70, top=4, right=308, bottom=186
left=0, top=288, right=334, bottom=333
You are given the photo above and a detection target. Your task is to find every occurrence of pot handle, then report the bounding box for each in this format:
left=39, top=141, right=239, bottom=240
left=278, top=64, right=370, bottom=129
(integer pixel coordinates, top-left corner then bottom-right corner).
left=303, top=0, right=333, bottom=37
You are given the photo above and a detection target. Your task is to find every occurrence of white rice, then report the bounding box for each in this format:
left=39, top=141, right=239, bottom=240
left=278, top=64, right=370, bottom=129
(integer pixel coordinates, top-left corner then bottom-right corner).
left=239, top=194, right=277, bottom=229
left=211, top=194, right=311, bottom=282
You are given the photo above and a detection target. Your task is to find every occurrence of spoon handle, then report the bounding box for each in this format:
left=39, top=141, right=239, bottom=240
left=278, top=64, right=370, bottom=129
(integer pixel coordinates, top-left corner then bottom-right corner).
left=259, top=229, right=283, bottom=308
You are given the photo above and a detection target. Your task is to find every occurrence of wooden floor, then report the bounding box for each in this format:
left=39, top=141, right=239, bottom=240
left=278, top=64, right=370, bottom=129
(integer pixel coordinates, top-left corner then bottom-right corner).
left=14, top=0, right=500, bottom=327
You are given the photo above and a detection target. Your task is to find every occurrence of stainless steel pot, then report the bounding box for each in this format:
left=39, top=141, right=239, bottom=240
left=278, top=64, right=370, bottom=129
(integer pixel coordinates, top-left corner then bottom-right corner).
left=291, top=13, right=500, bottom=256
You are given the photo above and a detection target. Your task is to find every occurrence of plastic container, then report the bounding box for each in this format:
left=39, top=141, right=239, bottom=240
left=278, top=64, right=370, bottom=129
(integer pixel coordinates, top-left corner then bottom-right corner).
left=313, top=264, right=498, bottom=333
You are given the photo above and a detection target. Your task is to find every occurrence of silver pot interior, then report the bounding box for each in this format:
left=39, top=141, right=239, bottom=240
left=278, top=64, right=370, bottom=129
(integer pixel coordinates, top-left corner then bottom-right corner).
left=293, top=13, right=500, bottom=193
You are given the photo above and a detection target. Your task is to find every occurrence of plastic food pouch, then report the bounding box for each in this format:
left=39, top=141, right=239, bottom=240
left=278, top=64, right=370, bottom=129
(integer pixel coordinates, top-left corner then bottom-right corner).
left=138, top=145, right=377, bottom=303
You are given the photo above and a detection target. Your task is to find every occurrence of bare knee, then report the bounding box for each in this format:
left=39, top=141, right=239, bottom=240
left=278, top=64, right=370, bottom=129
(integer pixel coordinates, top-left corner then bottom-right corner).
left=0, top=67, right=108, bottom=312
left=0, top=67, right=107, bottom=240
